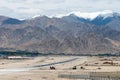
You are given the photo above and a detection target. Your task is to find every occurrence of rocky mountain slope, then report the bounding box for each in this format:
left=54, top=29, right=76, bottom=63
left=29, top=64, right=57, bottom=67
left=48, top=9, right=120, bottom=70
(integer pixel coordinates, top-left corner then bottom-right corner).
left=0, top=12, right=120, bottom=54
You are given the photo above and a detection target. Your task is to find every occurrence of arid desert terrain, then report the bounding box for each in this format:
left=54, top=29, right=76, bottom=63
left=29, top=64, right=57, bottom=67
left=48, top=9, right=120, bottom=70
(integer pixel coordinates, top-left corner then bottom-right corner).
left=0, top=56, right=120, bottom=80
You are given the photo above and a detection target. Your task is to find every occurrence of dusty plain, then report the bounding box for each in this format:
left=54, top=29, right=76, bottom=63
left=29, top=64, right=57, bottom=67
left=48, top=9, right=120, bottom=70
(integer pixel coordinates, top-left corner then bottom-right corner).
left=0, top=56, right=120, bottom=80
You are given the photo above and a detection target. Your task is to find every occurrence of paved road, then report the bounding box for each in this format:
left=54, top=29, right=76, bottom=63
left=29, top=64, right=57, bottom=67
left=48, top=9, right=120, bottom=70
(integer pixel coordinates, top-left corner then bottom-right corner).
left=0, top=57, right=78, bottom=75
left=32, top=57, right=78, bottom=68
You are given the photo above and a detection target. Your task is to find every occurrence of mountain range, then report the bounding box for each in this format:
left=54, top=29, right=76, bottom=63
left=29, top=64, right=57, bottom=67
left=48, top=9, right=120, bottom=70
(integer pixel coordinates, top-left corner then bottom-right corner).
left=0, top=11, right=120, bottom=54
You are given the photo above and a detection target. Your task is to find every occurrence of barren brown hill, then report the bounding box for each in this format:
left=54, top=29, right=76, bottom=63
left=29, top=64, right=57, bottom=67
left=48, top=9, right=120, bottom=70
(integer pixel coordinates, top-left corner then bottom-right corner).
left=0, top=14, right=119, bottom=54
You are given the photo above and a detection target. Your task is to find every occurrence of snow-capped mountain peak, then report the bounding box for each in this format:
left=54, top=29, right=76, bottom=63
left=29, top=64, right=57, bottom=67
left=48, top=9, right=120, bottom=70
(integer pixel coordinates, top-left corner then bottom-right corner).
left=54, top=10, right=115, bottom=20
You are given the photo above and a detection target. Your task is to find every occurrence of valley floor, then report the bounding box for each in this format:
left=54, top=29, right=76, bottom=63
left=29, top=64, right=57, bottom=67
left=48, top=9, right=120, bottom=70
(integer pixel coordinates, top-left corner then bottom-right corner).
left=0, top=56, right=120, bottom=80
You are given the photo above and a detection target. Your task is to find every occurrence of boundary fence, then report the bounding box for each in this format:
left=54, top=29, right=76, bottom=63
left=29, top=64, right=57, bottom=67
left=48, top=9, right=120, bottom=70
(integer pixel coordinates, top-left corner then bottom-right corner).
left=58, top=71, right=120, bottom=80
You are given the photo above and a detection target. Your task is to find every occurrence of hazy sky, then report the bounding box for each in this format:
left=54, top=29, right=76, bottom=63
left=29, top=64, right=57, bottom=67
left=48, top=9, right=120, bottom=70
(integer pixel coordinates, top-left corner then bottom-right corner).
left=0, top=0, right=120, bottom=19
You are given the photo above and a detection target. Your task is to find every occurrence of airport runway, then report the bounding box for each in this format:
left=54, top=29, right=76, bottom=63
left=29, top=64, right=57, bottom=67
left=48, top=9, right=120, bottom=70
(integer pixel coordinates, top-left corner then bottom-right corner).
left=0, top=57, right=78, bottom=75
